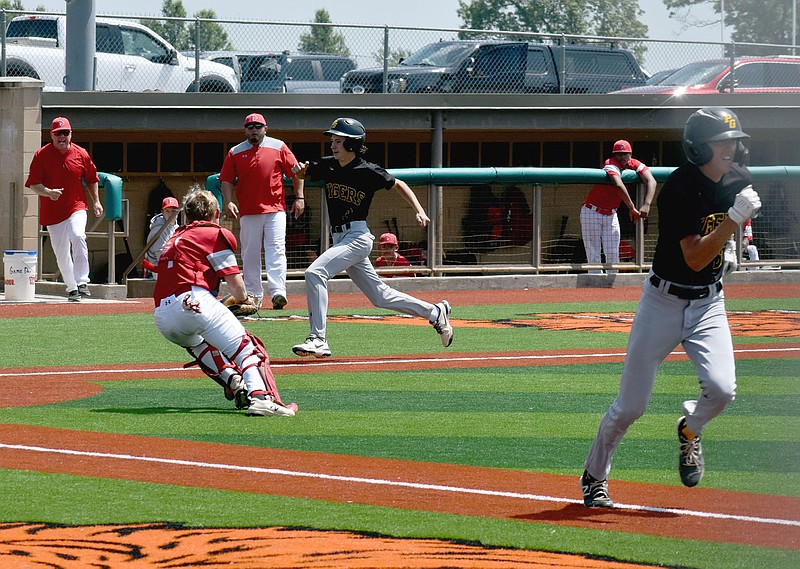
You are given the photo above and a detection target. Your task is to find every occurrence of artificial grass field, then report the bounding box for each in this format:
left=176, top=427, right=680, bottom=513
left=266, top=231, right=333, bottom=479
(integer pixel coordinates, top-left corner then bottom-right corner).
left=1, top=295, right=798, bottom=568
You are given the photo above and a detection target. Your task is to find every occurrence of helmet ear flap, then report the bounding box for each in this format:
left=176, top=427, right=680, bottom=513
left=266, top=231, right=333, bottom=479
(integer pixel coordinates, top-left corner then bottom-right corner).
left=735, top=140, right=749, bottom=166
left=684, top=139, right=713, bottom=166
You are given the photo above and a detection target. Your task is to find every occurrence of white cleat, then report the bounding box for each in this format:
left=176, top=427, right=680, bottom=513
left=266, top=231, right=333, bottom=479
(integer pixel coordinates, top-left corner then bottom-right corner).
left=247, top=396, right=296, bottom=417
left=430, top=300, right=453, bottom=348
left=292, top=335, right=331, bottom=358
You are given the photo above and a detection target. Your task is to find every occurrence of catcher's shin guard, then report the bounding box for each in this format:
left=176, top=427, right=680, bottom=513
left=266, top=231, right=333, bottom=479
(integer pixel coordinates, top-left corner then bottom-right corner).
left=184, top=342, right=241, bottom=400
left=234, top=330, right=292, bottom=409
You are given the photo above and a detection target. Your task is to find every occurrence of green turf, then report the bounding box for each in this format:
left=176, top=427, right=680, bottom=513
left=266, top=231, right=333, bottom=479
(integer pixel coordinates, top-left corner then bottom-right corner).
left=1, top=469, right=798, bottom=569
left=1, top=295, right=798, bottom=568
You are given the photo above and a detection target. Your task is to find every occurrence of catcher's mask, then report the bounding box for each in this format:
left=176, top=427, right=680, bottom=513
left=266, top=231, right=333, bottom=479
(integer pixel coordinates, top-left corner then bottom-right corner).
left=325, top=117, right=367, bottom=154
left=683, top=107, right=750, bottom=166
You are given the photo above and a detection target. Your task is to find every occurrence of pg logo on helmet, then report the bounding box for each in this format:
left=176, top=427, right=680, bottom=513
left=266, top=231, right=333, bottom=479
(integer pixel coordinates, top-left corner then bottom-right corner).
left=723, top=113, right=738, bottom=130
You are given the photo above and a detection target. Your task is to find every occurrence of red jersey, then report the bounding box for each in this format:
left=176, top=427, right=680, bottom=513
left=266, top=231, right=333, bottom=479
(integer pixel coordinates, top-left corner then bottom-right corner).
left=153, top=221, right=241, bottom=306
left=219, top=136, right=299, bottom=216
left=584, top=156, right=649, bottom=211
left=26, top=142, right=99, bottom=226
left=375, top=254, right=414, bottom=277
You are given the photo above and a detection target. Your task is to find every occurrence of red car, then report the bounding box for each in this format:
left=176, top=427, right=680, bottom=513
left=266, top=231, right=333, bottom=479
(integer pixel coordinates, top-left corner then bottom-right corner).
left=611, top=56, right=800, bottom=94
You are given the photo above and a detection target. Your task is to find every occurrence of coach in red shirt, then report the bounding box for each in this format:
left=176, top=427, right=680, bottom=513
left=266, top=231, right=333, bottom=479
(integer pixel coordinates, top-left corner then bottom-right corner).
left=220, top=112, right=304, bottom=311
left=26, top=117, right=103, bottom=301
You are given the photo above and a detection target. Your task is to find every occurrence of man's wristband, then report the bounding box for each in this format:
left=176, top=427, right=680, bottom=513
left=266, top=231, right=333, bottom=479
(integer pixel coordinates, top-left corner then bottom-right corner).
left=296, top=197, right=305, bottom=200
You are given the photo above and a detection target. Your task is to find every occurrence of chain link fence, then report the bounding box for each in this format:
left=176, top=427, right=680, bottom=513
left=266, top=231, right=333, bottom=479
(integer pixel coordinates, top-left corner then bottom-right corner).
left=2, top=10, right=798, bottom=93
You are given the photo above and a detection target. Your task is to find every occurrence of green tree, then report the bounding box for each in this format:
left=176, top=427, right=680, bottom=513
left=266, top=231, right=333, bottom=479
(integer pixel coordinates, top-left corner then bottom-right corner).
left=372, top=47, right=414, bottom=66
left=193, top=9, right=233, bottom=51
left=0, top=1, right=27, bottom=9
left=141, top=1, right=231, bottom=52
left=663, top=0, right=798, bottom=52
left=142, top=0, right=190, bottom=50
left=457, top=0, right=648, bottom=41
left=298, top=8, right=350, bottom=56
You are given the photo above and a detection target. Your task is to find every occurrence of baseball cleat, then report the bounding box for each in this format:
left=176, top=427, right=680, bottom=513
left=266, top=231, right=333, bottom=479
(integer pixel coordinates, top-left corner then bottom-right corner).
left=67, top=289, right=81, bottom=302
left=677, top=416, right=704, bottom=487
left=246, top=395, right=296, bottom=417
left=430, top=300, right=453, bottom=347
left=292, top=336, right=331, bottom=358
left=272, top=294, right=288, bottom=310
left=580, top=470, right=614, bottom=508
left=77, top=284, right=91, bottom=297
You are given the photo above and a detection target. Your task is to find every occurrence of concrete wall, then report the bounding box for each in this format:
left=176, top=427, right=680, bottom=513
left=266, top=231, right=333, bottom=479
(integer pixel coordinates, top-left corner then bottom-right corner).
left=0, top=77, right=43, bottom=254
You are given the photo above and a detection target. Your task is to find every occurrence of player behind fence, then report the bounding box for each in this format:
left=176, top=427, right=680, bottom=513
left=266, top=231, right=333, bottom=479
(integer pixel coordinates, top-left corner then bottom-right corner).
left=580, top=140, right=656, bottom=274
left=152, top=186, right=296, bottom=417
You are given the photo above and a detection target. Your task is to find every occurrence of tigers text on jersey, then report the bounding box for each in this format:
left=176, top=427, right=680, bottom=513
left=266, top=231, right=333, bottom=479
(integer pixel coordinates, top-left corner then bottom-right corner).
left=306, top=156, right=395, bottom=226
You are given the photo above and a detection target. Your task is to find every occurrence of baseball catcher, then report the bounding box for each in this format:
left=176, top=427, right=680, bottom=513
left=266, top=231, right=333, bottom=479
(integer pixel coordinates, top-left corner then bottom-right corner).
left=152, top=186, right=297, bottom=417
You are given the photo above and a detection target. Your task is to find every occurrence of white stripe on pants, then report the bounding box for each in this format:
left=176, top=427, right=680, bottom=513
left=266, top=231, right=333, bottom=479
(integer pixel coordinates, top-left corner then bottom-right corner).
left=46, top=209, right=89, bottom=292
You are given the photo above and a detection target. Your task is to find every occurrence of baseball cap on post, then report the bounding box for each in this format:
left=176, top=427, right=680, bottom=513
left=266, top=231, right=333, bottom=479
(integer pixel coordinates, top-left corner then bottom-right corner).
left=51, top=117, right=71, bottom=132
left=379, top=233, right=398, bottom=246
left=244, top=113, right=266, bottom=127
left=162, top=197, right=179, bottom=209
left=612, top=140, right=632, bottom=153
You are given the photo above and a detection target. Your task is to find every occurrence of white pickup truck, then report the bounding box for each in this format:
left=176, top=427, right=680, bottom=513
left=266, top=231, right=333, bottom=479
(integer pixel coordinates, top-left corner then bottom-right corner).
left=3, top=14, right=239, bottom=92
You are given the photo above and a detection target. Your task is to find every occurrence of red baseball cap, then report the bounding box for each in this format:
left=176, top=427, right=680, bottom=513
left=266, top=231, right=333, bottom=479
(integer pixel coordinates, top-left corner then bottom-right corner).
left=612, top=139, right=632, bottom=153
left=162, top=197, right=179, bottom=209
left=51, top=117, right=72, bottom=132
left=244, top=113, right=266, bottom=127
left=379, top=233, right=398, bottom=246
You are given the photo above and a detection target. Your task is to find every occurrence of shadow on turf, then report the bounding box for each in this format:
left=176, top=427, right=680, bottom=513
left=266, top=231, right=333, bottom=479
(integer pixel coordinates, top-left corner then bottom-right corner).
left=92, top=407, right=243, bottom=415
left=514, top=503, right=679, bottom=522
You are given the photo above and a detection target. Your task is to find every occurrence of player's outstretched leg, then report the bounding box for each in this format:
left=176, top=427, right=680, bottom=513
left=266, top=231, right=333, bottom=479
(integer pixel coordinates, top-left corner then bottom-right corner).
left=429, top=300, right=454, bottom=347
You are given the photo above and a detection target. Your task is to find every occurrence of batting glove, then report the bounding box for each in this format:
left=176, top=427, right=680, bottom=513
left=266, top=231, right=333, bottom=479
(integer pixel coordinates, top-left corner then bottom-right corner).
left=728, top=186, right=761, bottom=224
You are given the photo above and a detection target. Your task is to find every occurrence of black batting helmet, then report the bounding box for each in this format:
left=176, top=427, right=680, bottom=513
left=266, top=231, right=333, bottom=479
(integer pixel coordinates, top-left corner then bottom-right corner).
left=683, top=107, right=750, bottom=166
left=324, top=117, right=367, bottom=153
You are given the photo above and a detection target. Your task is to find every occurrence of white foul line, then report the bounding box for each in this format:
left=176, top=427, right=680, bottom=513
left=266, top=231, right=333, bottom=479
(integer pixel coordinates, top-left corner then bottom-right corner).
left=1, top=442, right=798, bottom=528
left=2, top=346, right=798, bottom=377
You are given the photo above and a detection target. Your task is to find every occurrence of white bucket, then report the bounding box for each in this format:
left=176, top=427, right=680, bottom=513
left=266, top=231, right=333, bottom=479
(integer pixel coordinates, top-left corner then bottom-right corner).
left=3, top=250, right=37, bottom=301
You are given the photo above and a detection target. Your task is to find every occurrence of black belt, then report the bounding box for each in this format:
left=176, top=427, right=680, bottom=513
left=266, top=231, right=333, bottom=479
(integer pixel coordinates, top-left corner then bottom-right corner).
left=330, top=222, right=352, bottom=233
left=650, top=275, right=722, bottom=300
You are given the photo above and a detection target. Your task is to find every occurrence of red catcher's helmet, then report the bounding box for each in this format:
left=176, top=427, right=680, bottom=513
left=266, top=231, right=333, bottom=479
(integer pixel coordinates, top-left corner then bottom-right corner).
left=379, top=232, right=398, bottom=246
left=612, top=140, right=632, bottom=153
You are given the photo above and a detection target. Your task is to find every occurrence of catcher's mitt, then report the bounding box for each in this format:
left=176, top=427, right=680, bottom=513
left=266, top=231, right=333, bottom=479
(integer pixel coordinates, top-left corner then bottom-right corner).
left=221, top=293, right=259, bottom=317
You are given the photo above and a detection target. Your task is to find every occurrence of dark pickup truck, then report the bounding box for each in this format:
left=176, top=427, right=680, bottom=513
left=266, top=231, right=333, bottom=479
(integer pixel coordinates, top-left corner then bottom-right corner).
left=340, top=40, right=646, bottom=94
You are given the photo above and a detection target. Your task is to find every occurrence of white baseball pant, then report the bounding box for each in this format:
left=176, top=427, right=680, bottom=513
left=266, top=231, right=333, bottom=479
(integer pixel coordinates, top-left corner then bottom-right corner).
left=304, top=221, right=436, bottom=340
left=154, top=286, right=269, bottom=395
left=580, top=205, right=620, bottom=274
left=46, top=209, right=90, bottom=292
left=239, top=212, right=287, bottom=304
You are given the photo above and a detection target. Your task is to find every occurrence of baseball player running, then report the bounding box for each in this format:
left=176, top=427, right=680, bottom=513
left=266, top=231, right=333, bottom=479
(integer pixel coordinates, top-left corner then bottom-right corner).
left=153, top=187, right=296, bottom=417
left=581, top=107, right=761, bottom=507
left=290, top=117, right=453, bottom=358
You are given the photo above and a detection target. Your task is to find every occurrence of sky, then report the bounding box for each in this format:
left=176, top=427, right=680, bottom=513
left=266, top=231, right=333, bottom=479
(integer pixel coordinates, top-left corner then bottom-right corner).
left=25, top=0, right=726, bottom=43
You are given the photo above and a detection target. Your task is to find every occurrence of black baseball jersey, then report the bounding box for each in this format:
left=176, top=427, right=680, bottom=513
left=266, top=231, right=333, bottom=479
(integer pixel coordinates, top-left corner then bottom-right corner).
left=306, top=156, right=395, bottom=226
left=652, top=162, right=751, bottom=285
